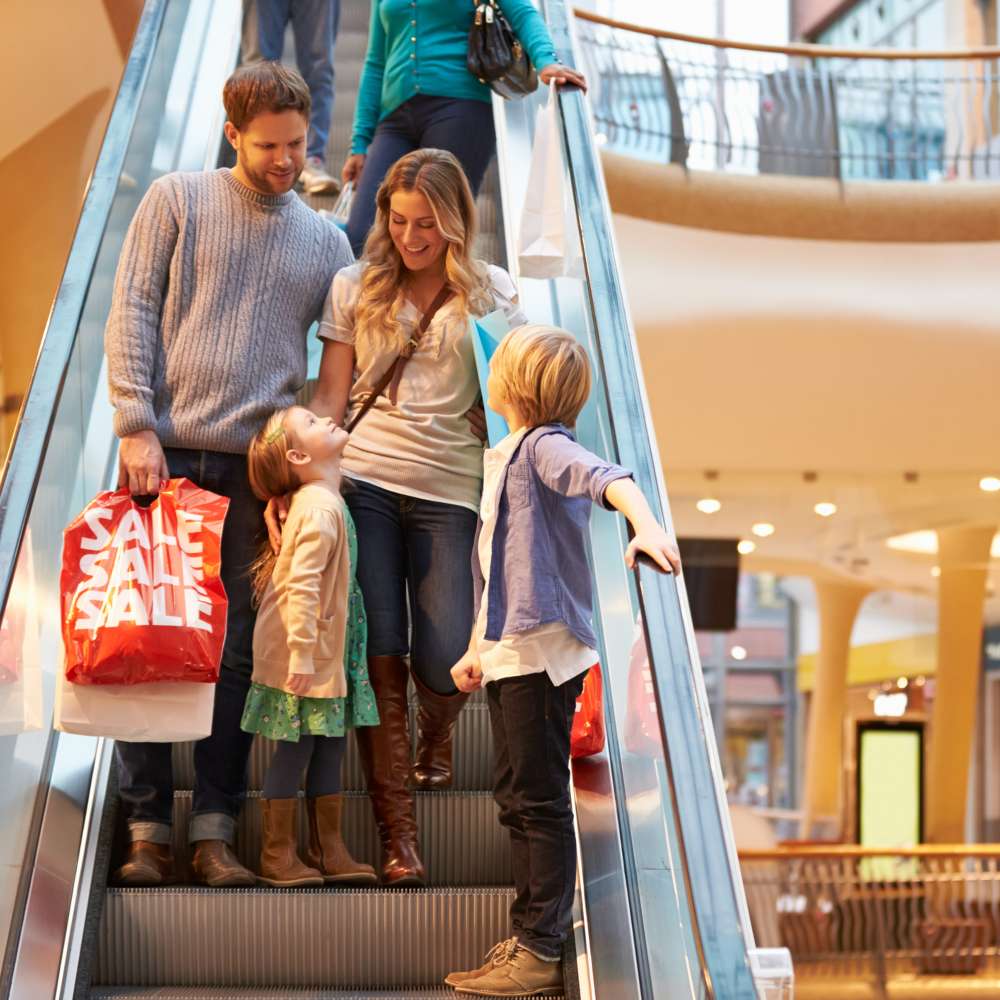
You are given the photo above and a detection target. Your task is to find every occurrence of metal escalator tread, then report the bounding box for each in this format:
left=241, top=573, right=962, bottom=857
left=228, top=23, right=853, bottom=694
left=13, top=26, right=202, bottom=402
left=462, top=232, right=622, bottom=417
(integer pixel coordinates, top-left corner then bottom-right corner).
left=96, top=886, right=516, bottom=989
left=89, top=989, right=563, bottom=998
left=168, top=790, right=511, bottom=886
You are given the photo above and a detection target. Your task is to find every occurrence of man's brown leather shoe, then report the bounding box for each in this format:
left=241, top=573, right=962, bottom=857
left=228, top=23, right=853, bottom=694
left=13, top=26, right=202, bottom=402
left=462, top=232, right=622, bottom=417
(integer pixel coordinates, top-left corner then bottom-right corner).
left=191, top=839, right=256, bottom=887
left=115, top=840, right=175, bottom=885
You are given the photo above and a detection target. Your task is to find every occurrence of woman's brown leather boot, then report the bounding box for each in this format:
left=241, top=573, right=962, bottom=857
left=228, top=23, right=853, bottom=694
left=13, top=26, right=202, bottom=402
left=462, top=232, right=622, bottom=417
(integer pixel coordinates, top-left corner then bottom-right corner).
left=355, top=655, right=426, bottom=885
left=305, top=794, right=378, bottom=884
left=410, top=673, right=469, bottom=789
left=259, top=798, right=324, bottom=887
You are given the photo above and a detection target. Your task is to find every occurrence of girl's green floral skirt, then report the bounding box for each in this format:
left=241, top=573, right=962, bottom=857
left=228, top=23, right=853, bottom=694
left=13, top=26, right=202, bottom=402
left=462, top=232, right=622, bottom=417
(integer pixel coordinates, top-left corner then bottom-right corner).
left=241, top=581, right=379, bottom=742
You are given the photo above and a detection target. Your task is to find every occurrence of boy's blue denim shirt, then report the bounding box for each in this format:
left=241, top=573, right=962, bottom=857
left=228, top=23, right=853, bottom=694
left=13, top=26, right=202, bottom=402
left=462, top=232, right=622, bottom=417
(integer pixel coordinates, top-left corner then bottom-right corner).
left=472, top=424, right=633, bottom=649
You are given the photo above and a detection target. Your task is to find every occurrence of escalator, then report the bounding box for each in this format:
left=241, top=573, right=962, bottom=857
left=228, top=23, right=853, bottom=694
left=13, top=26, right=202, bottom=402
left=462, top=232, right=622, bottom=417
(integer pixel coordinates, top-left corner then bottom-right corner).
left=0, top=2, right=763, bottom=998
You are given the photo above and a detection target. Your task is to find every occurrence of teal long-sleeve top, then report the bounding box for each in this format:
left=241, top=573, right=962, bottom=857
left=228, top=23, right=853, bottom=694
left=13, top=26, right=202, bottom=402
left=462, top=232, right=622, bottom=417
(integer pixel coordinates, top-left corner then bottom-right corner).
left=350, top=0, right=559, bottom=155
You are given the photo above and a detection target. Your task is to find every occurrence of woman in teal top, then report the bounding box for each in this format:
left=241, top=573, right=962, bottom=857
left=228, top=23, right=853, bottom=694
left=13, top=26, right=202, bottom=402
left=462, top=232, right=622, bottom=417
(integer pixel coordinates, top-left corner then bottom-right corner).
left=341, top=0, right=586, bottom=255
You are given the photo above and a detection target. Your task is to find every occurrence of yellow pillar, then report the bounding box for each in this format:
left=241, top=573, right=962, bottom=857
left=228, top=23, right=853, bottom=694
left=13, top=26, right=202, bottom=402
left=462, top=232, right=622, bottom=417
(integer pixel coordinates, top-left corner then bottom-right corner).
left=802, top=580, right=870, bottom=839
left=925, top=525, right=994, bottom=844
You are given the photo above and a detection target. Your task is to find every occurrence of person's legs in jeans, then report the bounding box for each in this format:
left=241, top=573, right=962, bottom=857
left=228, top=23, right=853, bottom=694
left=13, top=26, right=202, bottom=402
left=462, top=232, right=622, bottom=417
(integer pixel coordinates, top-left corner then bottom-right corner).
left=246, top=0, right=290, bottom=62
left=418, top=96, right=497, bottom=196
left=345, top=111, right=417, bottom=255
left=487, top=679, right=531, bottom=940
left=290, top=0, right=339, bottom=161
left=188, top=452, right=263, bottom=846
left=493, top=671, right=585, bottom=961
left=344, top=480, right=424, bottom=882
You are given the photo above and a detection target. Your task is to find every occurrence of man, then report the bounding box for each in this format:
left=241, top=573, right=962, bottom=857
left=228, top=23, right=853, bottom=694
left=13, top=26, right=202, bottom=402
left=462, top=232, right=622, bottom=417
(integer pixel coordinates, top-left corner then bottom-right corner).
left=105, top=61, right=353, bottom=886
left=242, top=0, right=341, bottom=195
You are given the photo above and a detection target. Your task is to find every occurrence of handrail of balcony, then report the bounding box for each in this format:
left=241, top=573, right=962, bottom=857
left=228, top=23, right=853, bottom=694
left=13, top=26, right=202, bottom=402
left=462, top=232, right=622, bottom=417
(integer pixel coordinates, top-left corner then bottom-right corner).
left=573, top=8, right=1000, bottom=181
left=739, top=844, right=1000, bottom=989
left=574, top=8, right=1000, bottom=61
left=741, top=844, right=1000, bottom=859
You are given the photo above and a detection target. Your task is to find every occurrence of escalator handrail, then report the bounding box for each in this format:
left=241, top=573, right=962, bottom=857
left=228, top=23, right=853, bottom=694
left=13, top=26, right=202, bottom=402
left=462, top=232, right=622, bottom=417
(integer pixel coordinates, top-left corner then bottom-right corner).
left=543, top=1, right=759, bottom=996
left=0, top=0, right=168, bottom=624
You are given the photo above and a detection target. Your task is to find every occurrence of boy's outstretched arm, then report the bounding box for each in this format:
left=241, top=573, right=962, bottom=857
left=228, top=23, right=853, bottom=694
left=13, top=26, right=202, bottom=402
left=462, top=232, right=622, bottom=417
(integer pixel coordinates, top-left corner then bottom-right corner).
left=604, top=479, right=682, bottom=575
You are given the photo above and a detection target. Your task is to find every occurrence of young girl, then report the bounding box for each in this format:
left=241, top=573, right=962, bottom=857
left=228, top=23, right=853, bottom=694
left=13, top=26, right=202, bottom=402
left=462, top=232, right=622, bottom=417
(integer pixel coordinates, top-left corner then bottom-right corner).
left=241, top=405, right=380, bottom=887
left=446, top=325, right=680, bottom=998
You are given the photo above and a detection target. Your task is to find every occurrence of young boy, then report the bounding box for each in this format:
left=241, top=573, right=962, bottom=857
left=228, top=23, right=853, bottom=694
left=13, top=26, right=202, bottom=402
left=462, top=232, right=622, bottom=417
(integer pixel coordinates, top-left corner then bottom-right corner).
left=446, top=325, right=680, bottom=997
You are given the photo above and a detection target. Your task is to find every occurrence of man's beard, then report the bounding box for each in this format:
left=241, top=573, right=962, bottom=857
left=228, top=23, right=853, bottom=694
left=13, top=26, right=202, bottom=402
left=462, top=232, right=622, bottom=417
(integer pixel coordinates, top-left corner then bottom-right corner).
left=239, top=153, right=300, bottom=194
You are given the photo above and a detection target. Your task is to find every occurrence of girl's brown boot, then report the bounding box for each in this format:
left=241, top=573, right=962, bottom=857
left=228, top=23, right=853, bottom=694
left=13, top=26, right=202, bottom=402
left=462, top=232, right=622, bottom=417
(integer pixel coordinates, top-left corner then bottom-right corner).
left=259, top=798, right=324, bottom=887
left=305, top=794, right=378, bottom=884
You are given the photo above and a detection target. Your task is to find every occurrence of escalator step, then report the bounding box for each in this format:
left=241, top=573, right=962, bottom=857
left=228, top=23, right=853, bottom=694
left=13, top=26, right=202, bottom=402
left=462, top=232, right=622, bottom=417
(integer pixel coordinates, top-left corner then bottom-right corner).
left=90, top=990, right=562, bottom=998
left=171, top=702, right=493, bottom=793
left=96, top=887, right=516, bottom=989
left=165, top=791, right=511, bottom=886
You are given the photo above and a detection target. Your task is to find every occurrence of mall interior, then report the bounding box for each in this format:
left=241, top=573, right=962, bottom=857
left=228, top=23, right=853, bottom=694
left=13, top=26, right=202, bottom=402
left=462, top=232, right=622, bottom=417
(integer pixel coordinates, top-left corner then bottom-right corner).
left=3, top=0, right=1000, bottom=997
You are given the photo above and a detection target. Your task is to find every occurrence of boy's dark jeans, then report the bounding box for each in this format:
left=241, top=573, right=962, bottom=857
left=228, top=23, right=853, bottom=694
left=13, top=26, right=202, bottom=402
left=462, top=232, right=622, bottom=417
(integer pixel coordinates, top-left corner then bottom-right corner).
left=486, top=669, right=586, bottom=961
left=114, top=448, right=264, bottom=846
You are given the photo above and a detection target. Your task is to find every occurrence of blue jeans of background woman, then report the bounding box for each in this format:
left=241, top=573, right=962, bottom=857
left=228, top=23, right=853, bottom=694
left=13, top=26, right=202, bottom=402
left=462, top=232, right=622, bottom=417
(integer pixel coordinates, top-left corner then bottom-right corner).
left=346, top=94, right=497, bottom=256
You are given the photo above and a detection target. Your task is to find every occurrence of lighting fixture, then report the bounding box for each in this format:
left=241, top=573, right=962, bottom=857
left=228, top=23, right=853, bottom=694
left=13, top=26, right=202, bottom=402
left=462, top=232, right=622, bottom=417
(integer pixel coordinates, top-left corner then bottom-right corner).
left=737, top=540, right=756, bottom=555
left=897, top=676, right=908, bottom=689
left=751, top=522, right=775, bottom=538
left=730, top=645, right=747, bottom=661
left=696, top=498, right=721, bottom=514
left=814, top=502, right=837, bottom=517
left=931, top=566, right=940, bottom=578
left=981, top=476, right=1000, bottom=493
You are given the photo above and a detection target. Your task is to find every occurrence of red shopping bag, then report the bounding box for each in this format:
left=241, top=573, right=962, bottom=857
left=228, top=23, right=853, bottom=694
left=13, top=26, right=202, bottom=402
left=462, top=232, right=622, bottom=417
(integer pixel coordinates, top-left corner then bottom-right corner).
left=61, top=479, right=230, bottom=685
left=571, top=663, right=605, bottom=759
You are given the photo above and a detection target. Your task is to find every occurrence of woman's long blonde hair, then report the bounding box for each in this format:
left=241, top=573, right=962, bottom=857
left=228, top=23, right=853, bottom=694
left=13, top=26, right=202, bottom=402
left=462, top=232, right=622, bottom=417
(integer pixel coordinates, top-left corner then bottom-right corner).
left=356, top=148, right=494, bottom=353
left=246, top=408, right=301, bottom=604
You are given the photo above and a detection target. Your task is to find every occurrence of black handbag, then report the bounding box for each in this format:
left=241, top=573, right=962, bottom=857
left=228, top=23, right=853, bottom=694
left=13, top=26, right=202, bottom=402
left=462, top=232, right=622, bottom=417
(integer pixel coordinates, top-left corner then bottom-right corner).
left=467, top=0, right=539, bottom=99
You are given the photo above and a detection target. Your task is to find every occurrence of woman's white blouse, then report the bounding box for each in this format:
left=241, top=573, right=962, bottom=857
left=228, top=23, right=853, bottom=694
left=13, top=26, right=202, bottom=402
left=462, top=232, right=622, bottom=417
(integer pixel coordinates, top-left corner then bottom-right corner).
left=318, top=261, right=527, bottom=512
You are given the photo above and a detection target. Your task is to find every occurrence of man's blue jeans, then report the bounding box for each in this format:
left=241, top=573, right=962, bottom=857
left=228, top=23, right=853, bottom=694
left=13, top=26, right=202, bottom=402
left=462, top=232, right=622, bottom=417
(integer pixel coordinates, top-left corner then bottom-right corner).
left=114, top=449, right=264, bottom=845
left=242, top=0, right=340, bottom=161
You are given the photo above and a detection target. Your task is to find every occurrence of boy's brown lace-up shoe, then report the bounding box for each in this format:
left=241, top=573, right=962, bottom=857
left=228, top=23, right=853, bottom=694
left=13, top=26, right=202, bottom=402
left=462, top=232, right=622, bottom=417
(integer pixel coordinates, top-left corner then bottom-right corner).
left=455, top=942, right=562, bottom=997
left=445, top=936, right=518, bottom=988
left=115, top=840, right=175, bottom=885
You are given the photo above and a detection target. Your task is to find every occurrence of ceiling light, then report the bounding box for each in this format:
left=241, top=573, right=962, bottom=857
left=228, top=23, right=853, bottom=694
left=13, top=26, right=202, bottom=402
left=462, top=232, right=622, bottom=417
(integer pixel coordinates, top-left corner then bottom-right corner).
left=737, top=540, right=756, bottom=555
left=981, top=476, right=1000, bottom=493
left=931, top=566, right=941, bottom=577
left=752, top=522, right=775, bottom=538
left=897, top=676, right=908, bottom=689
left=730, top=645, right=747, bottom=661
left=696, top=498, right=721, bottom=514
left=814, top=502, right=837, bottom=517
left=886, top=530, right=938, bottom=554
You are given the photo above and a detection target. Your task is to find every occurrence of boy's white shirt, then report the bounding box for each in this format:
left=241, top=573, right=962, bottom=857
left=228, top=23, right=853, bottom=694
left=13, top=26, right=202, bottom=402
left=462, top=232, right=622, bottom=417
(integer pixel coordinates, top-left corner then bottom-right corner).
left=476, top=428, right=596, bottom=687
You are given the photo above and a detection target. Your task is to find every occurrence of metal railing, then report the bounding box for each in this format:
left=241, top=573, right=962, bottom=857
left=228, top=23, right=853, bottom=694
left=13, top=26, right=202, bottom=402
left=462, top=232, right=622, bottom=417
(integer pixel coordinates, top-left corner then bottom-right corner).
left=741, top=845, right=1000, bottom=991
left=573, top=9, right=1000, bottom=181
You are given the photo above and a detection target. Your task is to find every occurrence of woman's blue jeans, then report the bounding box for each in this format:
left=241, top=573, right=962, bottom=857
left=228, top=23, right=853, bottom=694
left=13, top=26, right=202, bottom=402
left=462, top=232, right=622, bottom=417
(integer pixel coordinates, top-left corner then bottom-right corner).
left=345, top=479, right=477, bottom=694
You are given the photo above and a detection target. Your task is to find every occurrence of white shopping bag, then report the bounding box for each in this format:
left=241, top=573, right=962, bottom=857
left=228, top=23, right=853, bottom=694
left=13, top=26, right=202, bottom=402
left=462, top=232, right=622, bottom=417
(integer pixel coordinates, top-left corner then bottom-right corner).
left=517, top=83, right=584, bottom=279
left=55, top=667, right=215, bottom=742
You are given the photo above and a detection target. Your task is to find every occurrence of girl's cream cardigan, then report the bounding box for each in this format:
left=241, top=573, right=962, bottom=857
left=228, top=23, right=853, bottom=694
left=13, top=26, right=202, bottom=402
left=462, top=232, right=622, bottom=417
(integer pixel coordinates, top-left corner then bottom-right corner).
left=251, top=483, right=351, bottom=698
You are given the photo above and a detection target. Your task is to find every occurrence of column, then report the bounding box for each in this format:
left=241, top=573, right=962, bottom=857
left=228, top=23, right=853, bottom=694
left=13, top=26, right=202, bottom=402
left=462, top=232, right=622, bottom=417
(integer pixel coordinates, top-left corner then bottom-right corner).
left=801, top=580, right=870, bottom=839
left=925, top=525, right=994, bottom=844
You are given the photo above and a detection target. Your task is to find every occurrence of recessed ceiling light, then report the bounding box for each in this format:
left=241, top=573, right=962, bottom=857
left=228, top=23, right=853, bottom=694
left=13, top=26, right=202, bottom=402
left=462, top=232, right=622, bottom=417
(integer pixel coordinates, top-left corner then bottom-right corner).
left=814, top=502, right=837, bottom=517
left=981, top=477, right=1000, bottom=492
left=752, top=522, right=775, bottom=538
left=730, top=645, right=747, bottom=661
left=897, top=676, right=908, bottom=689
left=931, top=566, right=941, bottom=577
left=696, top=498, right=721, bottom=514
left=737, top=540, right=756, bottom=555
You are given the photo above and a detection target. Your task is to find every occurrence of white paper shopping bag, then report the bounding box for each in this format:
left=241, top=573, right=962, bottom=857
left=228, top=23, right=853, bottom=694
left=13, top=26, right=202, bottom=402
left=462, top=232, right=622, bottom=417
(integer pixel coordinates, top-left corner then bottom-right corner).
left=517, top=83, right=584, bottom=279
left=55, top=667, right=215, bottom=742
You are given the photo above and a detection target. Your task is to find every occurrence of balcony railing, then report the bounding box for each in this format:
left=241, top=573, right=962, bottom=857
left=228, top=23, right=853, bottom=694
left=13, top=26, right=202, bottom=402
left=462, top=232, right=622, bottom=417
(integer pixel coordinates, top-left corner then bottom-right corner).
left=740, top=845, right=1000, bottom=991
left=573, top=9, right=1000, bottom=181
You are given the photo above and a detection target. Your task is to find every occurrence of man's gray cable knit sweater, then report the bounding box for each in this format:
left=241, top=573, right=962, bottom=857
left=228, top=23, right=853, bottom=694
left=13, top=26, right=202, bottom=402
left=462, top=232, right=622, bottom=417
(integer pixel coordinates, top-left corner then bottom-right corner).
left=105, top=168, right=354, bottom=454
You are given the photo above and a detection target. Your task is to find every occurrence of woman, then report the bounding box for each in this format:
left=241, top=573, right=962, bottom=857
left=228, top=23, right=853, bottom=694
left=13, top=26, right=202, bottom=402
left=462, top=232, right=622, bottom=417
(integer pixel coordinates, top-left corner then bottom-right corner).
left=342, top=0, right=586, bottom=255
left=310, top=148, right=526, bottom=884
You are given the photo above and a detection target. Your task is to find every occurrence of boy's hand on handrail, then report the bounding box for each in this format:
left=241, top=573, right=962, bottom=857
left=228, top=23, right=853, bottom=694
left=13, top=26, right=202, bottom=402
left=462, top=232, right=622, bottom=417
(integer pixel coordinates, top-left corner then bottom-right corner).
left=264, top=495, right=291, bottom=554
left=451, top=648, right=483, bottom=693
left=626, top=529, right=681, bottom=575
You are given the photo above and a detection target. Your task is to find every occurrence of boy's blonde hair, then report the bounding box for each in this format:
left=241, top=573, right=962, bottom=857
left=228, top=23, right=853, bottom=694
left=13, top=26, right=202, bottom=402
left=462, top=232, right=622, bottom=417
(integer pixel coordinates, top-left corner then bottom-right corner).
left=246, top=408, right=302, bottom=603
left=491, top=324, right=592, bottom=428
